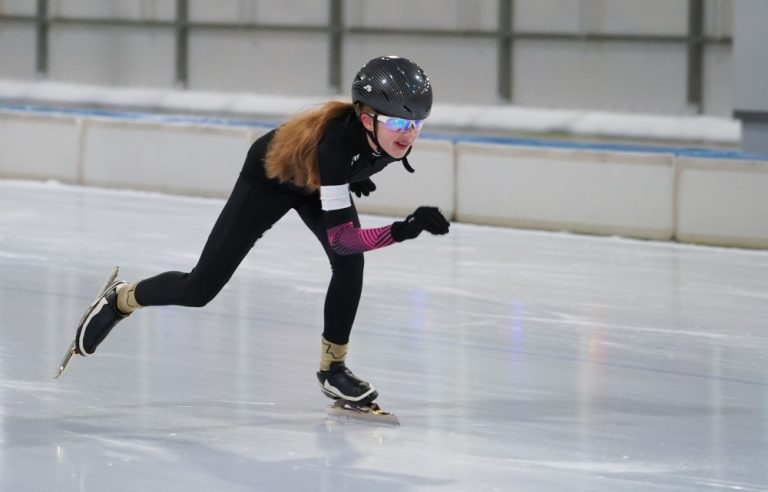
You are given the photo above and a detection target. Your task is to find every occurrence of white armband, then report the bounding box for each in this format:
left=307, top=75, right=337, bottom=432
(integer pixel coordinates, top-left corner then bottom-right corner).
left=320, top=184, right=351, bottom=211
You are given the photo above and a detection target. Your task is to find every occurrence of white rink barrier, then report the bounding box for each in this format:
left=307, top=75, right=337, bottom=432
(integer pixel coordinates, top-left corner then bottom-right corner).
left=0, top=111, right=82, bottom=182
left=1, top=107, right=766, bottom=249
left=455, top=143, right=676, bottom=240
left=82, top=119, right=262, bottom=197
left=676, top=157, right=768, bottom=249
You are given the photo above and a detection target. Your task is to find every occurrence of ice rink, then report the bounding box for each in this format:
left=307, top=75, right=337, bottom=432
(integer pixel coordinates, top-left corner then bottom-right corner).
left=1, top=179, right=767, bottom=492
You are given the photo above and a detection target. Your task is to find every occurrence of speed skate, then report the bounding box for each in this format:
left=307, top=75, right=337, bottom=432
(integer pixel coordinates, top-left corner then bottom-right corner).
left=53, top=266, right=120, bottom=379
left=326, top=400, right=400, bottom=425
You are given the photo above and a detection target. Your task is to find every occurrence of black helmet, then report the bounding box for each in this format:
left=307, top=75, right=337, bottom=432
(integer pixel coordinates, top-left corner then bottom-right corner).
left=351, top=56, right=432, bottom=120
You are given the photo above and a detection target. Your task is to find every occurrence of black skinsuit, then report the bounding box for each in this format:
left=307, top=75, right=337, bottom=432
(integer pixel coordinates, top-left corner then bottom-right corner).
left=133, top=108, right=400, bottom=345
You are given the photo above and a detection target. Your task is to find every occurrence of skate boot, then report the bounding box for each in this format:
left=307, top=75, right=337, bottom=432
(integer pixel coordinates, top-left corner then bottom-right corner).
left=55, top=267, right=137, bottom=379
left=317, top=361, right=378, bottom=406
left=76, top=280, right=130, bottom=356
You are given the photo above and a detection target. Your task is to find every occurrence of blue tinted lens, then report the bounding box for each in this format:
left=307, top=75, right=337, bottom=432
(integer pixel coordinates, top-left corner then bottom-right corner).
left=382, top=117, right=424, bottom=132
left=383, top=118, right=410, bottom=131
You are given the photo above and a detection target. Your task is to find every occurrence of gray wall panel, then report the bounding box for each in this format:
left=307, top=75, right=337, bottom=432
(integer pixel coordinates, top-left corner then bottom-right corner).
left=0, top=23, right=36, bottom=79
left=189, top=0, right=328, bottom=25
left=733, top=0, right=768, bottom=112
left=514, top=0, right=582, bottom=33
left=705, top=0, right=733, bottom=37
left=514, top=41, right=688, bottom=113
left=188, top=31, right=330, bottom=94
left=579, top=0, right=686, bottom=35
left=702, top=46, right=731, bottom=116
left=515, top=0, right=686, bottom=35
left=49, top=0, right=175, bottom=20
left=0, top=0, right=36, bottom=16
left=48, top=26, right=175, bottom=86
left=345, top=0, right=497, bottom=31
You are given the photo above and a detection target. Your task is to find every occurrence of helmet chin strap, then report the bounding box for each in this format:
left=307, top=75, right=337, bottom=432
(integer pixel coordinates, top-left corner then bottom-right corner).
left=363, top=119, right=382, bottom=155
left=364, top=114, right=416, bottom=173
left=401, top=152, right=415, bottom=173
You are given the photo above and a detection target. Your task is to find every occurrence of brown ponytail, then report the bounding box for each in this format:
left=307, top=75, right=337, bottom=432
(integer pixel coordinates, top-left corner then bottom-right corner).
left=265, top=100, right=358, bottom=192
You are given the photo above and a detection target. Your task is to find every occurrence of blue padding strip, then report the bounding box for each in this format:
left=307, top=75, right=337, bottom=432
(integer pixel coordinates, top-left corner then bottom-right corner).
left=2, top=102, right=767, bottom=162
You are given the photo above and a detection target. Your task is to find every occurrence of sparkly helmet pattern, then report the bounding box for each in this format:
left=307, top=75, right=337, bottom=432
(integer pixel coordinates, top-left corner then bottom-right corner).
left=351, top=56, right=432, bottom=120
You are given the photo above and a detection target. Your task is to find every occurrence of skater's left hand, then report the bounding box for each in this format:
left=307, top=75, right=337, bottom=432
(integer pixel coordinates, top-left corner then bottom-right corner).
left=350, top=178, right=376, bottom=198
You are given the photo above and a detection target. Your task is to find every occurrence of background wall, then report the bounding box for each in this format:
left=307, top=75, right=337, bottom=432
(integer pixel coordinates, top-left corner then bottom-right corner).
left=1, top=1, right=765, bottom=250
left=0, top=0, right=734, bottom=116
left=732, top=0, right=768, bottom=152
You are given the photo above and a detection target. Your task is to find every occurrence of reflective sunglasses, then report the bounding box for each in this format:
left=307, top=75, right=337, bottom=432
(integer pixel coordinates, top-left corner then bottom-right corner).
left=370, top=113, right=425, bottom=132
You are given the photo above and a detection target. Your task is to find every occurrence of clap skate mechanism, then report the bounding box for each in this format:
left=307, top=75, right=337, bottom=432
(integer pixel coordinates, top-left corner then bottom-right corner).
left=54, top=266, right=120, bottom=379
left=326, top=399, right=400, bottom=426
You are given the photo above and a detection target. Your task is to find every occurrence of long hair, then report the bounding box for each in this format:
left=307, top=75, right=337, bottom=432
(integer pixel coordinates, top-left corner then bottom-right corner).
left=265, top=100, right=359, bottom=192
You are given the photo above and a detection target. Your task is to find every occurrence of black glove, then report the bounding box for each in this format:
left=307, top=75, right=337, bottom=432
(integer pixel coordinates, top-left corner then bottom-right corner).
left=391, top=206, right=450, bottom=241
left=350, top=178, right=376, bottom=198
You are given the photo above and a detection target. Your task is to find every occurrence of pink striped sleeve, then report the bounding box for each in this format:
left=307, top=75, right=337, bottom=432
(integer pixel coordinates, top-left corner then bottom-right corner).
left=326, top=221, right=396, bottom=255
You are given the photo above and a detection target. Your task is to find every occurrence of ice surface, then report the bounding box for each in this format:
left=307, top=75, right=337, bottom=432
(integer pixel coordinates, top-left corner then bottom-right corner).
left=1, top=180, right=767, bottom=491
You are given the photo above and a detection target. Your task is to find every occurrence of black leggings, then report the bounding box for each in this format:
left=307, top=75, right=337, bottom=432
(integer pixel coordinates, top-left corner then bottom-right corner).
left=133, top=175, right=364, bottom=345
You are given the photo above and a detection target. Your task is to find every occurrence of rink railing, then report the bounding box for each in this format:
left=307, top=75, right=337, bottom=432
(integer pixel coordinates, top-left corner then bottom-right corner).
left=1, top=105, right=767, bottom=249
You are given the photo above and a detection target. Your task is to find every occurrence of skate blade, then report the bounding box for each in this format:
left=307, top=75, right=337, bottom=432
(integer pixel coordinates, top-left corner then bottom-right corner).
left=99, top=266, right=120, bottom=298
left=54, top=266, right=120, bottom=381
left=54, top=341, right=78, bottom=380
left=326, top=400, right=400, bottom=426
